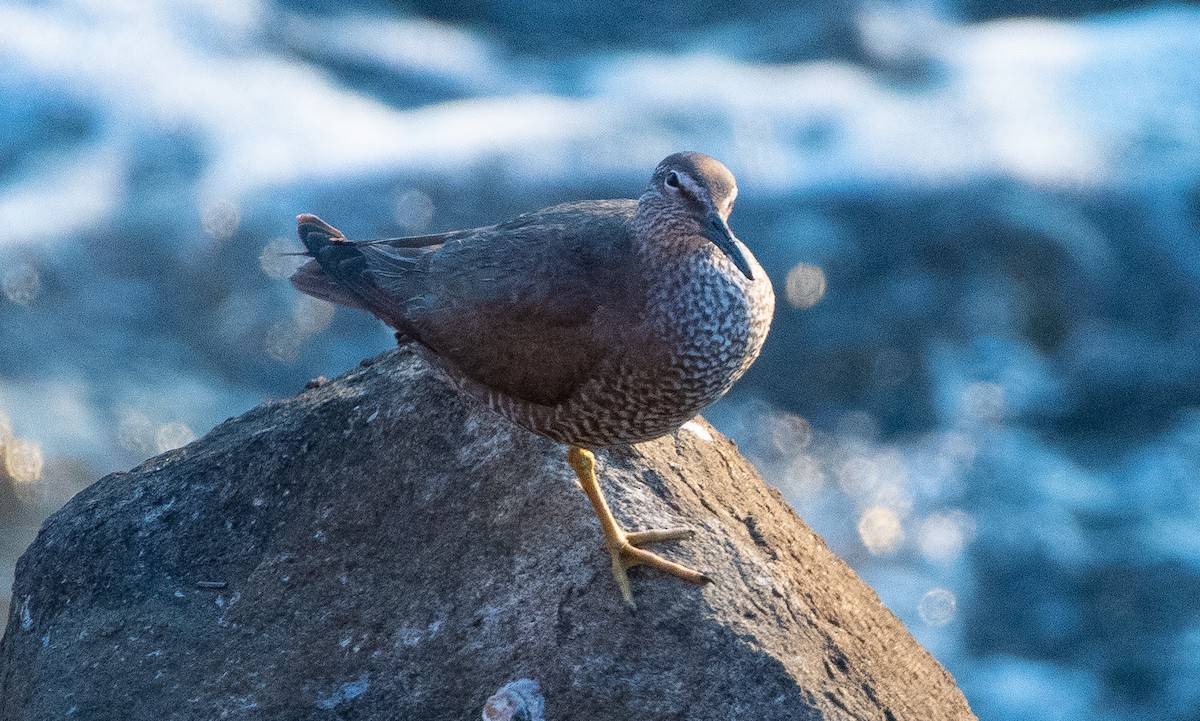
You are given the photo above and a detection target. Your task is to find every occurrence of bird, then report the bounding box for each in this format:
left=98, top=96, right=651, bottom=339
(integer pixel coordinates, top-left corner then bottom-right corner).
left=290, top=152, right=774, bottom=608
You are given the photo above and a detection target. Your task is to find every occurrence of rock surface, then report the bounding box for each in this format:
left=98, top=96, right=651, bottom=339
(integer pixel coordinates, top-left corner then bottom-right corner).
left=0, top=349, right=975, bottom=720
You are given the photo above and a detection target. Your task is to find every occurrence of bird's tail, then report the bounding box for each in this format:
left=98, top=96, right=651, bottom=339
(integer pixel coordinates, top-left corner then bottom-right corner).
left=289, top=214, right=370, bottom=311
left=296, top=214, right=347, bottom=255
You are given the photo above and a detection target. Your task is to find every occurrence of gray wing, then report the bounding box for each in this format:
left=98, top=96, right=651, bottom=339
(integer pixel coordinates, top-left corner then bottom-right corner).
left=294, top=201, right=644, bottom=407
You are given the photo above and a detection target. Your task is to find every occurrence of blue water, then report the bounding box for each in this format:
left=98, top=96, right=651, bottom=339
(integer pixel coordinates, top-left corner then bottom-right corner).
left=2, top=1, right=1199, bottom=718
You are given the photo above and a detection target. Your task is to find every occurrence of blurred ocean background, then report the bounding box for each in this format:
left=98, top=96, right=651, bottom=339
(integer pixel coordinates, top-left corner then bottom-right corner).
left=2, top=0, right=1199, bottom=717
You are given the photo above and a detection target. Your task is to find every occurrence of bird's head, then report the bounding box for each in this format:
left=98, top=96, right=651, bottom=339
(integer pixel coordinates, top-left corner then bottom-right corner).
left=643, top=152, right=753, bottom=280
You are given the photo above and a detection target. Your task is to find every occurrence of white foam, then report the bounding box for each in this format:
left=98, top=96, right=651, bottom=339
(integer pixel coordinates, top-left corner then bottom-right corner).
left=3, top=3, right=1199, bottom=249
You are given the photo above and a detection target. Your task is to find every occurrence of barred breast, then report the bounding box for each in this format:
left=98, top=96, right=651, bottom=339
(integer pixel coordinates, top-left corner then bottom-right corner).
left=453, top=240, right=774, bottom=448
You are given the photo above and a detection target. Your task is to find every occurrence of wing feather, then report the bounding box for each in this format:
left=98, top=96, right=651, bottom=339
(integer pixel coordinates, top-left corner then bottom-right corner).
left=381, top=201, right=642, bottom=405
left=294, top=201, right=643, bottom=406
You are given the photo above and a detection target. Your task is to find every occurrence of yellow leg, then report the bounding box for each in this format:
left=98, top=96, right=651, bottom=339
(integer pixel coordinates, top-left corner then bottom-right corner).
left=567, top=446, right=710, bottom=608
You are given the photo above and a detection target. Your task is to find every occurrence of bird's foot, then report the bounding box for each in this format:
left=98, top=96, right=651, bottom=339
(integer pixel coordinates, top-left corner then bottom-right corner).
left=567, top=446, right=710, bottom=610
left=606, top=526, right=710, bottom=609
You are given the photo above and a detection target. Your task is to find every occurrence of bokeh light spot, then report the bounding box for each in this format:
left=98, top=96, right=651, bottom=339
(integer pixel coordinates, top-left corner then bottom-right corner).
left=858, top=506, right=904, bottom=555
left=918, top=587, right=957, bottom=626
left=118, top=408, right=158, bottom=454
left=781, top=454, right=826, bottom=498
left=294, top=295, right=335, bottom=335
left=871, top=481, right=914, bottom=518
left=3, top=263, right=42, bottom=305
left=4, top=437, right=44, bottom=484
left=784, top=263, right=826, bottom=309
left=394, top=188, right=435, bottom=234
left=155, top=422, right=195, bottom=453
left=917, top=511, right=975, bottom=564
left=259, top=238, right=305, bottom=279
left=769, top=412, right=812, bottom=455
left=201, top=200, right=241, bottom=241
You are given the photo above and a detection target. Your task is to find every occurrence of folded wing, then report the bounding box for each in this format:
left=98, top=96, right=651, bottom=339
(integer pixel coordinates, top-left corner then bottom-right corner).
left=292, top=201, right=643, bottom=407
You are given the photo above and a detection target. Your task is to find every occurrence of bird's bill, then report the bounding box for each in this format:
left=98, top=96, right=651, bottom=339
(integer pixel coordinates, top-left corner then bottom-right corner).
left=703, top=212, right=754, bottom=280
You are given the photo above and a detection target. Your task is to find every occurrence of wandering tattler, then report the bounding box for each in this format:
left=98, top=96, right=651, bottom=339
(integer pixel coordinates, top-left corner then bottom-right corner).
left=291, top=152, right=775, bottom=608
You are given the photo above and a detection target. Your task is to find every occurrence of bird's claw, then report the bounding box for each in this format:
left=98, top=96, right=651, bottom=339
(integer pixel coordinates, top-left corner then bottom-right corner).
left=607, top=527, right=710, bottom=609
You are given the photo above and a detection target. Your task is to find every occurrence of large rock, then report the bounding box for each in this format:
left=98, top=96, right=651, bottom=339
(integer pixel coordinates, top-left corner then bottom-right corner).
left=0, top=349, right=974, bottom=720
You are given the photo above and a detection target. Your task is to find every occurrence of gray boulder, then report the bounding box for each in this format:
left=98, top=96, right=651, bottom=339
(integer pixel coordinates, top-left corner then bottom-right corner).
left=0, top=349, right=975, bottom=720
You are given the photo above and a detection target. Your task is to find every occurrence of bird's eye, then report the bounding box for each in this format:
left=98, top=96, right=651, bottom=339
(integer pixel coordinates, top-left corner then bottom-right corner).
left=665, top=171, right=682, bottom=189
